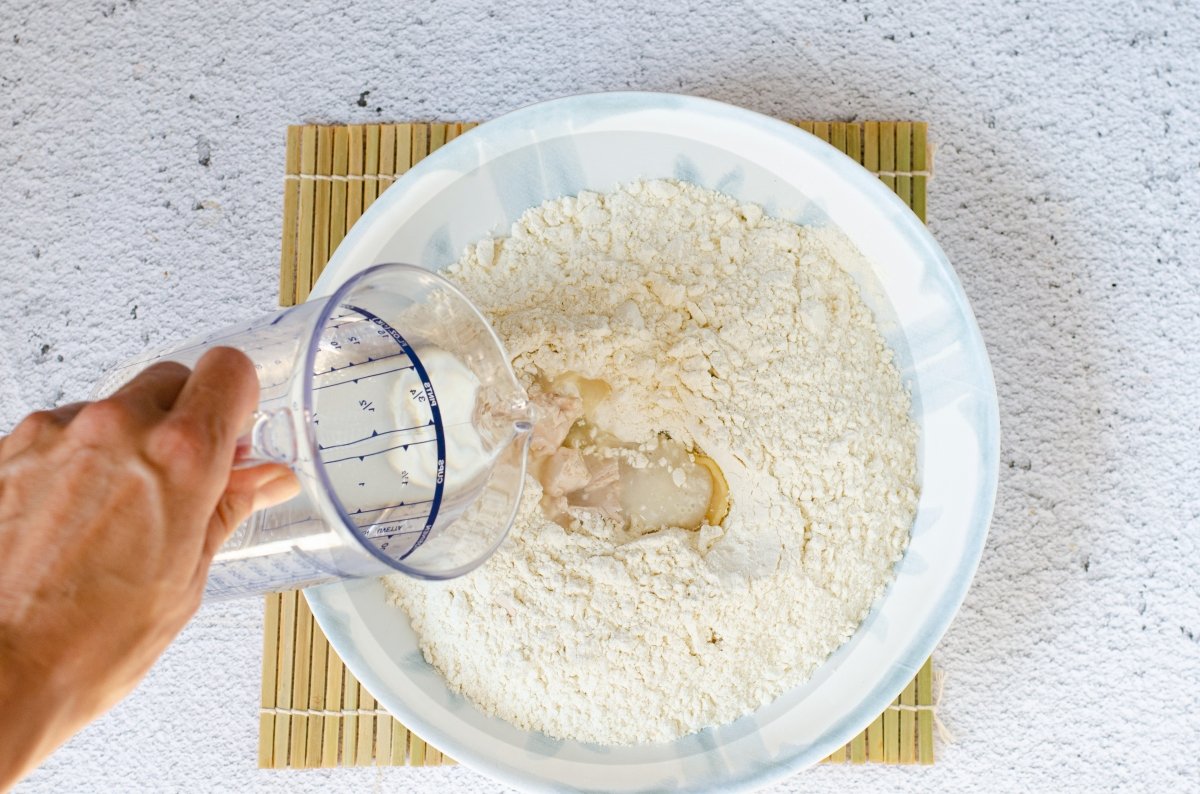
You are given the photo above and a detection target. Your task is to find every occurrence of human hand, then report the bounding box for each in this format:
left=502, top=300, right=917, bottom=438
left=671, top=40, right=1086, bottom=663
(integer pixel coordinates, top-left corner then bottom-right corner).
left=0, top=347, right=300, bottom=790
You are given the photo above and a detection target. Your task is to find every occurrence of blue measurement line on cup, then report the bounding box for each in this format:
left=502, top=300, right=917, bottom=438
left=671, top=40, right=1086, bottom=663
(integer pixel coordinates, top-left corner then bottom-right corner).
left=313, top=350, right=410, bottom=375
left=349, top=498, right=434, bottom=517
left=311, top=363, right=415, bottom=390
left=258, top=498, right=436, bottom=536
left=321, top=437, right=436, bottom=465
left=339, top=304, right=446, bottom=559
left=317, top=420, right=435, bottom=451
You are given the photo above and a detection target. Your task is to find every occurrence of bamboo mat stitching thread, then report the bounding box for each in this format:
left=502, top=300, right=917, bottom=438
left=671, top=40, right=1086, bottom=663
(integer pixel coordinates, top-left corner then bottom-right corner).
left=282, top=169, right=934, bottom=181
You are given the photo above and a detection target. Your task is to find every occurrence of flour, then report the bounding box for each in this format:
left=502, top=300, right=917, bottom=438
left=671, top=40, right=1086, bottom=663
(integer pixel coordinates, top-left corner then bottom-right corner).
left=384, top=179, right=919, bottom=745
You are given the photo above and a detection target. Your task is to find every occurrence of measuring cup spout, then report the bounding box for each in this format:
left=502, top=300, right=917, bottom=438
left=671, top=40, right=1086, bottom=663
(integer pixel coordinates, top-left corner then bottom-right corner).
left=236, top=407, right=299, bottom=467
left=505, top=398, right=536, bottom=433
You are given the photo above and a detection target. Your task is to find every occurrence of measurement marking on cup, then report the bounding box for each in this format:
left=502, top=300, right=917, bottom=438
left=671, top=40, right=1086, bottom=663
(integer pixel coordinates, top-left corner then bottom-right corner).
left=321, top=437, right=436, bottom=465
left=338, top=304, right=447, bottom=558
left=313, top=350, right=410, bottom=374
left=311, top=363, right=415, bottom=390
left=350, top=499, right=434, bottom=516
left=316, top=420, right=436, bottom=451
left=363, top=523, right=430, bottom=539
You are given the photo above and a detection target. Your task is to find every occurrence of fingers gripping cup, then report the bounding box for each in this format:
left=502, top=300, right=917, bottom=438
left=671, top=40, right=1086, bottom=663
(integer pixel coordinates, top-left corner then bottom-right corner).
left=92, top=264, right=533, bottom=599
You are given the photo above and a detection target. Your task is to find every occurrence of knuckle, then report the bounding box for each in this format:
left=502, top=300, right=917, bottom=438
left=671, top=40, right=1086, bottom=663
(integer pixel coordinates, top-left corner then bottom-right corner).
left=205, top=346, right=254, bottom=377
left=72, top=399, right=135, bottom=438
left=140, top=360, right=192, bottom=382
left=150, top=416, right=216, bottom=469
left=203, top=347, right=259, bottom=394
left=215, top=491, right=251, bottom=536
left=16, top=409, right=60, bottom=435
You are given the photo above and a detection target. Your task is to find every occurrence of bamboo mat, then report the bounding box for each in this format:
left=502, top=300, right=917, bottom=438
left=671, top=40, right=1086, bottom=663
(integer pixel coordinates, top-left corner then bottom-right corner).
left=260, top=120, right=937, bottom=770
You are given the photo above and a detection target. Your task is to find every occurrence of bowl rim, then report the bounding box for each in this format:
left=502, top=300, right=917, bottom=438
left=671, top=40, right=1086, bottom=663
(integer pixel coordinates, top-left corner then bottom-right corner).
left=306, top=90, right=1000, bottom=792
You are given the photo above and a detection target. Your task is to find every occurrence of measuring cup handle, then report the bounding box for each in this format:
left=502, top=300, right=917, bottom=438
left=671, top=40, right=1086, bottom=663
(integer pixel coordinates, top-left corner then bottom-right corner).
left=234, top=408, right=299, bottom=467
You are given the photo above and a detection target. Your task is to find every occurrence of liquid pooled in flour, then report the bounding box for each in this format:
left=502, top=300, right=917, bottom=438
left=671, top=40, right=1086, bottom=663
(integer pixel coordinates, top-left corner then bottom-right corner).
left=528, top=371, right=730, bottom=533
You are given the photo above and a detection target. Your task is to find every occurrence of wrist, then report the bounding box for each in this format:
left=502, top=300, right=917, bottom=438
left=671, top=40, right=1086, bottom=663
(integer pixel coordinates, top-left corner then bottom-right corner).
left=0, top=633, right=79, bottom=791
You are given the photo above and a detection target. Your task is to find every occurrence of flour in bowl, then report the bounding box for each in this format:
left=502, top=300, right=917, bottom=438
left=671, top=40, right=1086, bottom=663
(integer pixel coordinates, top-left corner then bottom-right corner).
left=384, top=179, right=919, bottom=745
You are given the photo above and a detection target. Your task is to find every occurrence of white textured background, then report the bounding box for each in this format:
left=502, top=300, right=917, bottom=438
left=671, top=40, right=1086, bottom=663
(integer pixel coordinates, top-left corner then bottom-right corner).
left=2, top=1, right=1197, bottom=792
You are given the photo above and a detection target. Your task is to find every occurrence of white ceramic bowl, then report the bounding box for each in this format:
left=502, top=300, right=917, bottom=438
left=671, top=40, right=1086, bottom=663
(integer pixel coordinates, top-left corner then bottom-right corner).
left=305, top=92, right=999, bottom=792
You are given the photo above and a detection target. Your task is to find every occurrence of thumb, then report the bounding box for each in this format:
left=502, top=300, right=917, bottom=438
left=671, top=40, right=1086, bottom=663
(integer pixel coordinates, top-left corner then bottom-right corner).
left=205, top=464, right=301, bottom=556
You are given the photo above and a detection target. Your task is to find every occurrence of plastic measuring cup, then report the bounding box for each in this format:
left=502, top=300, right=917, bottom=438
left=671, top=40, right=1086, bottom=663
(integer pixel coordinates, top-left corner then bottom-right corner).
left=91, top=264, right=533, bottom=599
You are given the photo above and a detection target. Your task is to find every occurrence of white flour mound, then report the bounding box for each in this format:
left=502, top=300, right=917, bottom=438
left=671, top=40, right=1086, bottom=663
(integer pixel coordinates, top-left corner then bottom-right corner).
left=385, top=180, right=919, bottom=745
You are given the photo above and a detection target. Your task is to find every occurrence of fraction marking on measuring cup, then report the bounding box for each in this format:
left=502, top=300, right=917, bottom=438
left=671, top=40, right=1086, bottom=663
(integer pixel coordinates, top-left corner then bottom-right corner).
left=310, top=304, right=448, bottom=560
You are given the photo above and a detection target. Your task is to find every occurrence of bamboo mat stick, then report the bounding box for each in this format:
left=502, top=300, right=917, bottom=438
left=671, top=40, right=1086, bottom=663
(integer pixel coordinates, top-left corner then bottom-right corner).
left=899, top=675, right=917, bottom=764
left=866, top=711, right=885, bottom=761
left=356, top=683, right=376, bottom=766
left=293, top=126, right=317, bottom=309
left=257, top=593, right=281, bottom=768
left=864, top=121, right=880, bottom=176
left=883, top=691, right=900, bottom=763
left=391, top=718, right=409, bottom=765
left=363, top=124, right=381, bottom=207
left=410, top=123, right=428, bottom=166
left=428, top=123, right=449, bottom=158
left=320, top=624, right=345, bottom=767
left=396, top=123, right=415, bottom=178
left=340, top=650, right=360, bottom=766
left=895, top=121, right=913, bottom=208
left=377, top=125, right=397, bottom=201
left=849, top=723, right=867, bottom=764
left=878, top=122, right=897, bottom=192
left=912, top=123, right=929, bottom=222
left=917, top=659, right=935, bottom=764
left=304, top=611, right=330, bottom=768
left=309, top=126, right=334, bottom=292
left=846, top=122, right=863, bottom=165
left=830, top=122, right=847, bottom=157
left=347, top=125, right=365, bottom=230
left=272, top=591, right=298, bottom=765
left=288, top=595, right=314, bottom=766
left=429, top=122, right=447, bottom=154
left=410, top=732, right=427, bottom=767
left=328, top=126, right=350, bottom=260
left=278, top=128, right=301, bottom=306
left=375, top=705, right=393, bottom=766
